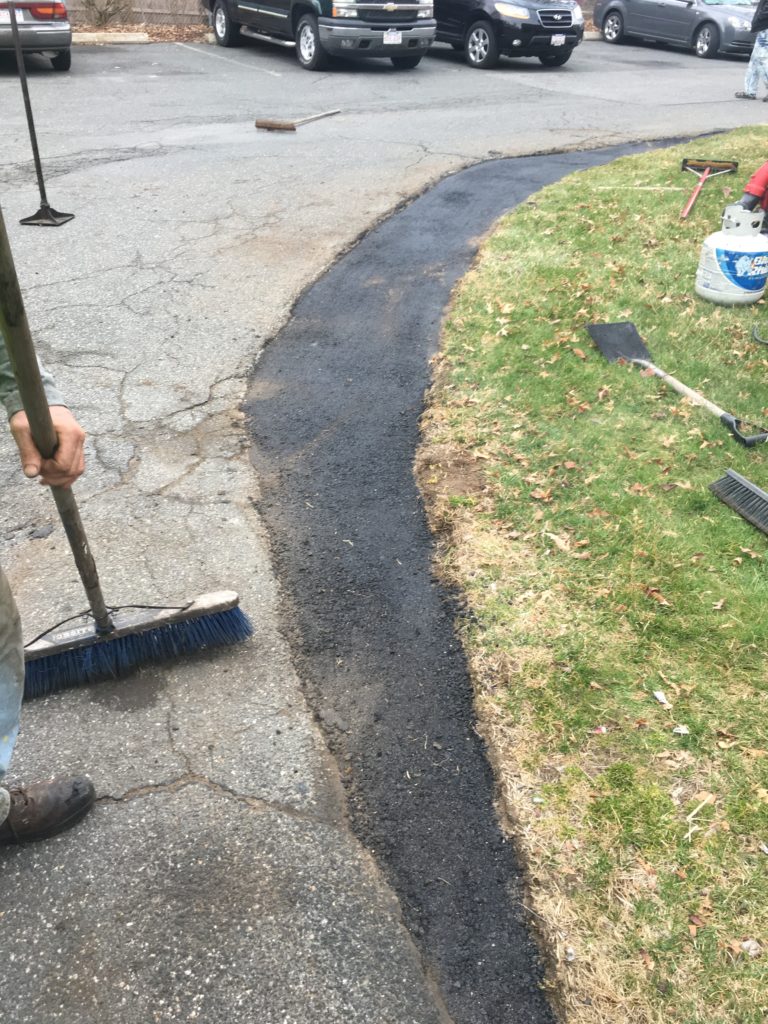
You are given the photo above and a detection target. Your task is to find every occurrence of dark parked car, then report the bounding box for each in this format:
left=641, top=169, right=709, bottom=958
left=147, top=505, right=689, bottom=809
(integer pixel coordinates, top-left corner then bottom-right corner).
left=433, top=0, right=584, bottom=67
left=0, top=0, right=71, bottom=70
left=205, top=0, right=436, bottom=69
left=593, top=0, right=756, bottom=58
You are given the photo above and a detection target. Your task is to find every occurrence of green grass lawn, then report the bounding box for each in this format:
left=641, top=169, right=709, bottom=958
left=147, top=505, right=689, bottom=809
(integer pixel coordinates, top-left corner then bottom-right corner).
left=419, top=128, right=768, bottom=1024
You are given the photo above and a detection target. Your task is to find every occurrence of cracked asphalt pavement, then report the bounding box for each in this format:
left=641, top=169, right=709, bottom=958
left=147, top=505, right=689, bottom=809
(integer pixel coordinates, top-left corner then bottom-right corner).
left=0, top=39, right=764, bottom=1024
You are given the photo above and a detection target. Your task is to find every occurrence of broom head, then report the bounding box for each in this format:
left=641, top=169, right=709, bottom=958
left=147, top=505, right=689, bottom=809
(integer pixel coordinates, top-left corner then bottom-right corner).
left=681, top=158, right=738, bottom=174
left=24, top=590, right=252, bottom=699
left=709, top=470, right=768, bottom=537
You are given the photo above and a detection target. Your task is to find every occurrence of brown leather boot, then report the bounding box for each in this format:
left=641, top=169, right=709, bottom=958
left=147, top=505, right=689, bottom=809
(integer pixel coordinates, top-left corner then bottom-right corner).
left=0, top=776, right=95, bottom=844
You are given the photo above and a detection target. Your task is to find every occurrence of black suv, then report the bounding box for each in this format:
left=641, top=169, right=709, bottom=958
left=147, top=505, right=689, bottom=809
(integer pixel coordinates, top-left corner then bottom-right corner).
left=434, top=0, right=583, bottom=67
left=207, top=0, right=436, bottom=69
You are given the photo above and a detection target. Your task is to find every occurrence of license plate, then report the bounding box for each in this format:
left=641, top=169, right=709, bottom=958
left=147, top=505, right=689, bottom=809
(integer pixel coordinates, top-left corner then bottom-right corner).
left=552, top=33, right=566, bottom=45
left=383, top=28, right=402, bottom=44
left=0, top=10, right=11, bottom=22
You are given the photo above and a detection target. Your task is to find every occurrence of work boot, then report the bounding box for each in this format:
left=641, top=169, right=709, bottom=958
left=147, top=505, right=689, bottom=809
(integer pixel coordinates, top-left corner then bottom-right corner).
left=735, top=91, right=757, bottom=99
left=0, top=775, right=95, bottom=844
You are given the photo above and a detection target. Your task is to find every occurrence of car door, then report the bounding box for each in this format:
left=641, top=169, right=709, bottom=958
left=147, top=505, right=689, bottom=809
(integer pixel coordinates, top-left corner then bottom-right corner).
left=649, top=0, right=697, bottom=42
left=622, top=0, right=660, bottom=35
left=234, top=0, right=290, bottom=35
left=435, top=0, right=470, bottom=41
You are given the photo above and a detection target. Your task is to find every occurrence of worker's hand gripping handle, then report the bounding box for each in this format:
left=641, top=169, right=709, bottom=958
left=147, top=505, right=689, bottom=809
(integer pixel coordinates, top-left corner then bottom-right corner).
left=0, top=203, right=113, bottom=633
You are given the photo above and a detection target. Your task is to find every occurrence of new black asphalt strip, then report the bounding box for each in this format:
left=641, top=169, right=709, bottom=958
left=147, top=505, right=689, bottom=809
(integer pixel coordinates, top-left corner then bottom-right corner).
left=245, top=144, right=659, bottom=1024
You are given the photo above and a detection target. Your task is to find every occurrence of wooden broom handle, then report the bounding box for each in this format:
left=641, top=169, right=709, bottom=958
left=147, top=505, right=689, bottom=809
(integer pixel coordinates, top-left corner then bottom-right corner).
left=0, top=204, right=113, bottom=632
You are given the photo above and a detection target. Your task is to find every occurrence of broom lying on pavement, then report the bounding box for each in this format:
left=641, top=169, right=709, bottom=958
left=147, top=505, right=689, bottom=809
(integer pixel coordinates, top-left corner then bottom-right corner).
left=0, top=204, right=252, bottom=700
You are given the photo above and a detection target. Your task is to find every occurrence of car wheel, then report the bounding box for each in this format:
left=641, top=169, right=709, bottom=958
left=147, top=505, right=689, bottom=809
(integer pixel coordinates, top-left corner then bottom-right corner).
left=465, top=20, right=499, bottom=68
left=601, top=9, right=624, bottom=43
left=539, top=50, right=571, bottom=66
left=296, top=14, right=330, bottom=70
left=693, top=21, right=719, bottom=58
left=213, top=1, right=241, bottom=46
left=50, top=48, right=71, bottom=71
left=391, top=54, right=423, bottom=68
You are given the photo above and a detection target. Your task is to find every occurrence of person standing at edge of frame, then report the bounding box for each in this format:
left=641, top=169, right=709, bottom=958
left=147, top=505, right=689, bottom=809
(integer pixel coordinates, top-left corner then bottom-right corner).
left=736, top=0, right=768, bottom=100
left=0, top=332, right=96, bottom=846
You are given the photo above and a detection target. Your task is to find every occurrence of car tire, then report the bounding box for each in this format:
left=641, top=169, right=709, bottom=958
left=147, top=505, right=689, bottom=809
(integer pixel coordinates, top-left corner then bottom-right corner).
left=539, top=50, right=572, bottom=66
left=601, top=9, right=624, bottom=43
left=296, top=14, right=330, bottom=70
left=465, top=20, right=499, bottom=68
left=693, top=21, right=719, bottom=58
left=391, top=54, right=423, bottom=68
left=50, top=48, right=71, bottom=71
left=213, top=0, right=241, bottom=46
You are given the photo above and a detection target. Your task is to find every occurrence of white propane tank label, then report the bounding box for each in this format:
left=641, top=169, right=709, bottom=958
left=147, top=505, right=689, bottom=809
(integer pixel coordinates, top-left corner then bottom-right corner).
left=714, top=247, right=768, bottom=291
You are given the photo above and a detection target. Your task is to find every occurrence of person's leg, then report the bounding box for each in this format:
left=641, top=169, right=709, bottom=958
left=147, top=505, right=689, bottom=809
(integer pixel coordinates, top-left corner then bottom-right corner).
left=739, top=45, right=760, bottom=97
left=0, top=564, right=24, bottom=825
left=0, top=564, right=95, bottom=844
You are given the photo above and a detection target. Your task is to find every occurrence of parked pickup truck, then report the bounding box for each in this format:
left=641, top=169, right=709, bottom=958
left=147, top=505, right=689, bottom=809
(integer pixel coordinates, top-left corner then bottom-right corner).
left=206, top=0, right=437, bottom=69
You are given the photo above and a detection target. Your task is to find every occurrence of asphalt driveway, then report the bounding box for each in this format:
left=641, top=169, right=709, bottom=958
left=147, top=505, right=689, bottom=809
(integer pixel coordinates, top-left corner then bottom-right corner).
left=0, top=39, right=764, bottom=1023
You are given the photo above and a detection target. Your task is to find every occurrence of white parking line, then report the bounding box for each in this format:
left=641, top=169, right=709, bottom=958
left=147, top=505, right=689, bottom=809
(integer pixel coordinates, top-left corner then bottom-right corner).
left=175, top=40, right=283, bottom=76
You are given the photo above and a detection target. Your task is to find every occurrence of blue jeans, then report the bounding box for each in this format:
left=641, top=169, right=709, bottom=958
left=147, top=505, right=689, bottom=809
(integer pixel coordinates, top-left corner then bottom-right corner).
left=0, top=565, right=24, bottom=825
left=745, top=31, right=768, bottom=95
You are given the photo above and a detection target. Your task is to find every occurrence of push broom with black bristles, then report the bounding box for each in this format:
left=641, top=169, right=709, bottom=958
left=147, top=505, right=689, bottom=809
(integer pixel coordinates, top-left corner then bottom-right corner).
left=709, top=470, right=768, bottom=537
left=0, top=202, right=252, bottom=700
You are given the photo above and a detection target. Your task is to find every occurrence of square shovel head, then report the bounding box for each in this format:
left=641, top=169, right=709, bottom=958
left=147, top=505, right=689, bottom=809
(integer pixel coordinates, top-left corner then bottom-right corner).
left=586, top=321, right=653, bottom=363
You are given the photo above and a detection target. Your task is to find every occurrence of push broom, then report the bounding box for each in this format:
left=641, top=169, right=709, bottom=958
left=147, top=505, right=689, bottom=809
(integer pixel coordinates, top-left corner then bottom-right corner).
left=0, top=202, right=252, bottom=699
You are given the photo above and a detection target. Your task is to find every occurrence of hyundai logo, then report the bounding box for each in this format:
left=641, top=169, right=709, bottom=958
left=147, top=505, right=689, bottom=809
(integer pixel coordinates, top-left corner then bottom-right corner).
left=554, top=13, right=563, bottom=19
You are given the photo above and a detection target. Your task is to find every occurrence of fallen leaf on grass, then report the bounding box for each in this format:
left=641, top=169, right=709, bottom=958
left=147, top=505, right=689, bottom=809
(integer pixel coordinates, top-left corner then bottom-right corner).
left=653, top=690, right=673, bottom=709
left=545, top=531, right=571, bottom=552
left=740, top=547, right=762, bottom=560
left=712, top=599, right=726, bottom=611
left=572, top=348, right=587, bottom=360
left=530, top=488, right=553, bottom=502
left=645, top=587, right=673, bottom=608
left=673, top=724, right=690, bottom=735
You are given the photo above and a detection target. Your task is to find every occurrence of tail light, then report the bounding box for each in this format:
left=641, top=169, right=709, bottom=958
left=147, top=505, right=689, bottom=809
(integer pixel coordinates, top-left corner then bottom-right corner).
left=0, top=2, right=68, bottom=17
left=28, top=2, right=68, bottom=17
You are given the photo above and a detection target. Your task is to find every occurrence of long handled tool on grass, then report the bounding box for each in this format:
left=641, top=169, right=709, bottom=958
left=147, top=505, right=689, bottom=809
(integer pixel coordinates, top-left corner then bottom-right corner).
left=7, top=0, right=73, bottom=227
left=0, top=203, right=251, bottom=698
left=586, top=321, right=768, bottom=447
left=680, top=158, right=738, bottom=220
left=709, top=470, right=768, bottom=536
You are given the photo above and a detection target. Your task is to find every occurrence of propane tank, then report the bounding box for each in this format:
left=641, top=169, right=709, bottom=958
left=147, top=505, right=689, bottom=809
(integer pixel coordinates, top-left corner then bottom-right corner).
left=695, top=204, right=768, bottom=305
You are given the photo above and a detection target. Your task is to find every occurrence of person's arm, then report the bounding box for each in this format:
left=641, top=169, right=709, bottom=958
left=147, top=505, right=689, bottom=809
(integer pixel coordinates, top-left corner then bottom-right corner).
left=738, top=161, right=768, bottom=209
left=0, top=336, right=85, bottom=488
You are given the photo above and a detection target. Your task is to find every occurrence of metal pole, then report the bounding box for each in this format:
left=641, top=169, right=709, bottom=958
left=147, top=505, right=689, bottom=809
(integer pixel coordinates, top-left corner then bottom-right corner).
left=8, top=0, right=74, bottom=227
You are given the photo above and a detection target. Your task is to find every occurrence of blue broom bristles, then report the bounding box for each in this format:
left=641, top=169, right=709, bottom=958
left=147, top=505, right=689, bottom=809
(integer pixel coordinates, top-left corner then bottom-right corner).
left=24, top=606, right=253, bottom=700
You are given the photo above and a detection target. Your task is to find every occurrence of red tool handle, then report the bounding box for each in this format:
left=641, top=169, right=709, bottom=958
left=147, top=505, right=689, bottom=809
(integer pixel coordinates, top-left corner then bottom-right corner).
left=680, top=167, right=711, bottom=219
